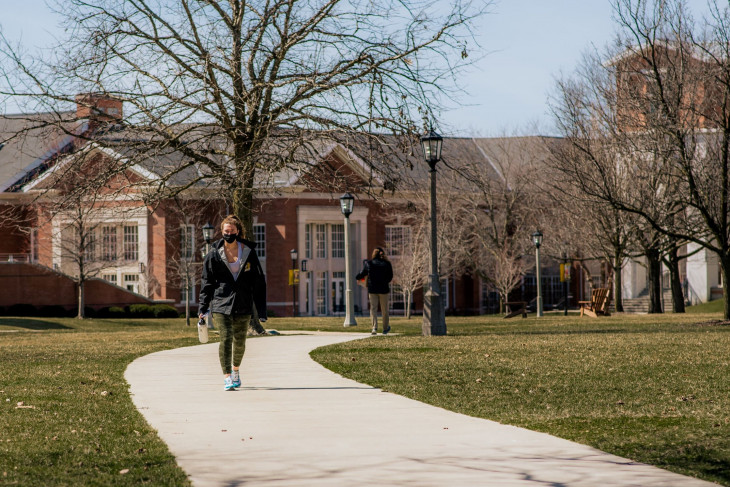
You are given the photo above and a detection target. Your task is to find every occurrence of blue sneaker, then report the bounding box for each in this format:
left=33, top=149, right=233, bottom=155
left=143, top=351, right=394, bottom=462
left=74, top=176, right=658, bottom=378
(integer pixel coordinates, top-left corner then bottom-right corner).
left=383, top=325, right=391, bottom=335
left=231, top=370, right=241, bottom=388
left=224, top=376, right=236, bottom=391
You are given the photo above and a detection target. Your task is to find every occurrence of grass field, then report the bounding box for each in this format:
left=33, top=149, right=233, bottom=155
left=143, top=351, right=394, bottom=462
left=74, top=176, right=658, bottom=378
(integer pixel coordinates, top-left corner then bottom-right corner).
left=1, top=306, right=729, bottom=486
left=0, top=317, right=196, bottom=486
left=309, top=311, right=730, bottom=486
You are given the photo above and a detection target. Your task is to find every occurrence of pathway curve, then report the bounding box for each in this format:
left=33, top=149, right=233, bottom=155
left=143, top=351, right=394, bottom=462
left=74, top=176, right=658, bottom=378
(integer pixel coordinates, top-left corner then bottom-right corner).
left=125, top=332, right=719, bottom=486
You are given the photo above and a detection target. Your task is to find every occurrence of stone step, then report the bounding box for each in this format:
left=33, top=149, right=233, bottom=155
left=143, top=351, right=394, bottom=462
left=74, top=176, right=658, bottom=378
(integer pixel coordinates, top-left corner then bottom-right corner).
left=619, top=292, right=676, bottom=313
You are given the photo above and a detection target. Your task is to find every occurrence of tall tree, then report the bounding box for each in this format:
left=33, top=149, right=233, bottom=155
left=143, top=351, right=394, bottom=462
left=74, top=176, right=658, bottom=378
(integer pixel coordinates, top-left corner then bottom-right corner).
left=456, top=136, right=546, bottom=312
left=1, top=0, right=484, bottom=238
left=387, top=212, right=429, bottom=319
left=549, top=0, right=730, bottom=315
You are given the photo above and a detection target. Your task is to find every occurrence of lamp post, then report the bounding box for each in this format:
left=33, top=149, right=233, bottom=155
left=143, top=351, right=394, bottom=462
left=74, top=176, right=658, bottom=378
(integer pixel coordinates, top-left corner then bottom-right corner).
left=532, top=230, right=543, bottom=317
left=420, top=129, right=446, bottom=336
left=201, top=222, right=215, bottom=329
left=340, top=192, right=357, bottom=327
left=290, top=249, right=298, bottom=317
left=562, top=249, right=569, bottom=316
left=201, top=222, right=214, bottom=258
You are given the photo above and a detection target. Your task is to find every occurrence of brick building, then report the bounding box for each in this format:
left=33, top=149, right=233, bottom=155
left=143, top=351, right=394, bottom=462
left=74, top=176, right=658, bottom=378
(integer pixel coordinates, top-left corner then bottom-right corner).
left=2, top=95, right=534, bottom=317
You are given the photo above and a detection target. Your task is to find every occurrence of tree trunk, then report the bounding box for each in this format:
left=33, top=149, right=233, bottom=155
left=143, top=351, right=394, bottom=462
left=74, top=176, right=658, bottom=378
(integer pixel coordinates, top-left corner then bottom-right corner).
left=185, top=275, right=191, bottom=326
left=233, top=174, right=255, bottom=238
left=722, top=254, right=730, bottom=320
left=613, top=252, right=624, bottom=312
left=77, top=280, right=85, bottom=319
left=666, top=247, right=685, bottom=313
left=233, top=182, right=267, bottom=333
left=405, top=290, right=412, bottom=319
left=646, top=248, right=663, bottom=314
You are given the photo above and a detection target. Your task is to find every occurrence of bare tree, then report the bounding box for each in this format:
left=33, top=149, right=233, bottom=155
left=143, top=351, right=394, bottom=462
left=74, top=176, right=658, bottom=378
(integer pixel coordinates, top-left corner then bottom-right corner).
left=456, top=136, right=546, bottom=312
left=393, top=169, right=473, bottom=314
left=44, top=197, right=130, bottom=318
left=388, top=211, right=429, bottom=319
left=1, top=0, right=485, bottom=239
left=51, top=200, right=99, bottom=318
left=542, top=177, right=635, bottom=311
left=163, top=197, right=219, bottom=325
left=14, top=142, right=154, bottom=318
left=548, top=0, right=730, bottom=314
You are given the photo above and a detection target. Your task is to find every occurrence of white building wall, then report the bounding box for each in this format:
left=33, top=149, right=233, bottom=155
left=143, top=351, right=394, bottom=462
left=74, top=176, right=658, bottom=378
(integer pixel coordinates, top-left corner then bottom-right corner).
left=685, top=242, right=718, bottom=305
left=621, top=256, right=647, bottom=299
left=296, top=204, right=369, bottom=316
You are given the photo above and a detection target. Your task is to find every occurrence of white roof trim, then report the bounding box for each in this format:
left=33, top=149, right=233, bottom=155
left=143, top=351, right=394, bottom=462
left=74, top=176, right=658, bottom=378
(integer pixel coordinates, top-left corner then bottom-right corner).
left=21, top=142, right=161, bottom=192
left=91, top=145, right=161, bottom=181
left=471, top=138, right=507, bottom=187
left=287, top=142, right=383, bottom=187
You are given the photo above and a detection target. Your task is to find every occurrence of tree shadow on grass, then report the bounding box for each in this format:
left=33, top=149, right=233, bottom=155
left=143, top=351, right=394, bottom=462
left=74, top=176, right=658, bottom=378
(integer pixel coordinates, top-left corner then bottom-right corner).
left=0, top=318, right=71, bottom=331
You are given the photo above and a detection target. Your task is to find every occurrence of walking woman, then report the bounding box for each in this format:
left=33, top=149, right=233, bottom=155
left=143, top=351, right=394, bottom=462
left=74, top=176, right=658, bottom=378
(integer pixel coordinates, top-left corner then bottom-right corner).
left=199, top=215, right=267, bottom=390
left=356, top=247, right=393, bottom=335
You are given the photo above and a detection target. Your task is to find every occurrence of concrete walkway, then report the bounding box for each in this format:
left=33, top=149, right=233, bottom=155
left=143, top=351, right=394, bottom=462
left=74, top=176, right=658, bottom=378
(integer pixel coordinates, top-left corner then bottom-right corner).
left=125, top=332, right=719, bottom=487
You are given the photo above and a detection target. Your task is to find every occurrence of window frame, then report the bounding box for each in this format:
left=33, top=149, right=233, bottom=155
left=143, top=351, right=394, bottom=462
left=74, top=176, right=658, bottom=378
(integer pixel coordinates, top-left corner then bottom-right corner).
left=385, top=225, right=411, bottom=258
left=253, top=223, right=266, bottom=258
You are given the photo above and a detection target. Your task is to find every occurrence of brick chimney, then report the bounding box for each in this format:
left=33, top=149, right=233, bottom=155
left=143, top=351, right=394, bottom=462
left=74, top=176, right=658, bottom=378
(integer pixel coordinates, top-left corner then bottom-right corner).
left=75, top=93, right=123, bottom=122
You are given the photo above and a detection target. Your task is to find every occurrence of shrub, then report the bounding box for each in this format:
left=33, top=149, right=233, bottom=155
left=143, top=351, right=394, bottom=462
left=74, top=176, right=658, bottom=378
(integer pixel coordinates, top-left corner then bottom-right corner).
left=96, top=306, right=128, bottom=318
left=37, top=305, right=69, bottom=317
left=128, top=304, right=155, bottom=318
left=126, top=303, right=179, bottom=318
left=152, top=304, right=179, bottom=318
left=7, top=303, right=37, bottom=316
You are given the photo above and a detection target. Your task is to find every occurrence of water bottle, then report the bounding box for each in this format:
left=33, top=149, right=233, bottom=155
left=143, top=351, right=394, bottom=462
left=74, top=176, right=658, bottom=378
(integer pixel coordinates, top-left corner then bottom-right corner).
left=197, top=315, right=209, bottom=343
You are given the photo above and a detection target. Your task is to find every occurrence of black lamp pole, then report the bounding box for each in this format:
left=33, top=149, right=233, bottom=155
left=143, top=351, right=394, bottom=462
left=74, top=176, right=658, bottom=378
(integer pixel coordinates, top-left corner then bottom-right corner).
left=340, top=193, right=357, bottom=326
left=420, top=129, right=446, bottom=336
left=200, top=222, right=215, bottom=329
left=563, top=250, right=569, bottom=316
left=532, top=230, right=543, bottom=317
left=201, top=222, right=214, bottom=258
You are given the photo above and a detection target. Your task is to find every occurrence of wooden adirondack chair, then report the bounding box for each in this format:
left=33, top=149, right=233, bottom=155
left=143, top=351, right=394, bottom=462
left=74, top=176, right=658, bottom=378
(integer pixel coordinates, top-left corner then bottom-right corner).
left=503, top=301, right=527, bottom=319
left=579, top=288, right=611, bottom=318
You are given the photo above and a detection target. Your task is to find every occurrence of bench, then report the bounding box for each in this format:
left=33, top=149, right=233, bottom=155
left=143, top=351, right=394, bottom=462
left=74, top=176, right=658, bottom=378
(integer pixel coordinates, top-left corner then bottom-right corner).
left=503, top=301, right=527, bottom=319
left=579, top=288, right=611, bottom=318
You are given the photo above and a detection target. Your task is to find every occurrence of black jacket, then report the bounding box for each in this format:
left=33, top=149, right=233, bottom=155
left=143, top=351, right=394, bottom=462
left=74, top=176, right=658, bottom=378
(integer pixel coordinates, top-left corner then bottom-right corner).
left=198, top=237, right=267, bottom=317
left=356, top=258, right=393, bottom=294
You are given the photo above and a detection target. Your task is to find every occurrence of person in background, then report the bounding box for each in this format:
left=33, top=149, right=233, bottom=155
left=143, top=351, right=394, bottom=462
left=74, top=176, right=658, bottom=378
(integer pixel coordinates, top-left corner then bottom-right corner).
left=356, top=247, right=393, bottom=335
left=199, top=215, right=267, bottom=390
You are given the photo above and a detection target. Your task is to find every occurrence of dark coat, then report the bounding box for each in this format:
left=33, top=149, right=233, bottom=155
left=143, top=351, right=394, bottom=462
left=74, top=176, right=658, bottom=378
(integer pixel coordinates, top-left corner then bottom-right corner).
left=198, top=237, right=267, bottom=317
left=356, top=257, right=393, bottom=294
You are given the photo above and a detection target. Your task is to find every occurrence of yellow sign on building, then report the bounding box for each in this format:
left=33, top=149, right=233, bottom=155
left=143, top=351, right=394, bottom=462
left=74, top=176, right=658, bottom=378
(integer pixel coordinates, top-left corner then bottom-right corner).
left=560, top=263, right=571, bottom=282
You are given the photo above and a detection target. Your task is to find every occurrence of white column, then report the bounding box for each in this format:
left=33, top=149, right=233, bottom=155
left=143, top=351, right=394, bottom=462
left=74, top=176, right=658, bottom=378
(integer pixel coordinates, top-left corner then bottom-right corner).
left=343, top=214, right=357, bottom=326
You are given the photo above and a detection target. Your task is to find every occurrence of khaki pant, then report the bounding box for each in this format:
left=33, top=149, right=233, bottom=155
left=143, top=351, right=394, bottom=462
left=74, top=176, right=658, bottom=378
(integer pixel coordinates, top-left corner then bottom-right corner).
left=368, top=293, right=390, bottom=331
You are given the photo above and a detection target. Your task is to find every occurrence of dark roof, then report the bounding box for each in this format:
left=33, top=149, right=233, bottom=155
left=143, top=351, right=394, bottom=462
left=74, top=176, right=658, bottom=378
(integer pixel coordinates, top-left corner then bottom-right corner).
left=0, top=112, right=82, bottom=192
left=1, top=113, right=557, bottom=196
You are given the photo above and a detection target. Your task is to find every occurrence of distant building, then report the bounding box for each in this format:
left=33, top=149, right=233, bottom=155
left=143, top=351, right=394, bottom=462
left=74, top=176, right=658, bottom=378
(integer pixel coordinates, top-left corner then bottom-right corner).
left=2, top=95, right=551, bottom=317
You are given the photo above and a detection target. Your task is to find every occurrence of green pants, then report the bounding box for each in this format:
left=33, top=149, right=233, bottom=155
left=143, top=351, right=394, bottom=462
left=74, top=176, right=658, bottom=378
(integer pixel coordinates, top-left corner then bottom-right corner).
left=212, top=313, right=250, bottom=374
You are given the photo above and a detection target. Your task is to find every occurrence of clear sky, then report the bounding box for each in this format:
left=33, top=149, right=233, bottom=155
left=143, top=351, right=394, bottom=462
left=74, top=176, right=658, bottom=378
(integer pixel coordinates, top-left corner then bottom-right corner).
left=0, top=0, right=715, bottom=137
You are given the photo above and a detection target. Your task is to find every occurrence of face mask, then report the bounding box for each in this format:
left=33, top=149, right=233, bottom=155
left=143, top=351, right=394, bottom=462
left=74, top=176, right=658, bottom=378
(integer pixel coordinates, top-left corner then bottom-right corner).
left=223, top=233, right=237, bottom=244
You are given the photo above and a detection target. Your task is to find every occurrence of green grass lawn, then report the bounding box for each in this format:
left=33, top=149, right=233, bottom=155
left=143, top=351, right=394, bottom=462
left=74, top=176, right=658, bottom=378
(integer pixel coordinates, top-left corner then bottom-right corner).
left=309, top=311, right=730, bottom=486
left=0, top=317, right=197, bottom=486
left=2, top=307, right=729, bottom=486
left=686, top=298, right=725, bottom=314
